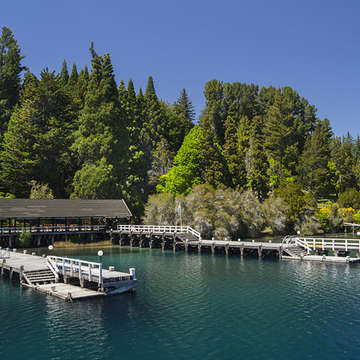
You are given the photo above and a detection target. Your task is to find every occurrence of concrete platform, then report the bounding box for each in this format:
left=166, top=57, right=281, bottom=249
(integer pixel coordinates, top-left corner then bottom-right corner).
left=23, top=282, right=105, bottom=301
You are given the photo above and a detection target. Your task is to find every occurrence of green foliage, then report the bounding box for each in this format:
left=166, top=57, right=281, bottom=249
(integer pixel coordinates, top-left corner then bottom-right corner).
left=274, top=179, right=316, bottom=230
left=18, top=231, right=32, bottom=248
left=0, top=192, right=15, bottom=198
left=71, top=158, right=116, bottom=199
left=337, top=188, right=360, bottom=209
left=297, top=119, right=334, bottom=198
left=157, top=126, right=205, bottom=195
left=0, top=27, right=24, bottom=137
left=144, top=185, right=266, bottom=239
left=315, top=203, right=342, bottom=233
left=29, top=180, right=54, bottom=199
left=0, top=70, right=76, bottom=197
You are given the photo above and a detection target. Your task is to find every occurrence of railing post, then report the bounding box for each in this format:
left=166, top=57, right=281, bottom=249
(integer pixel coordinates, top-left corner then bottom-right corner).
left=98, top=263, right=103, bottom=290
left=89, top=263, right=92, bottom=282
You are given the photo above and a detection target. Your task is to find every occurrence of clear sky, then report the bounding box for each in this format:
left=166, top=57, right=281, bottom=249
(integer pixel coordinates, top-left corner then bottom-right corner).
left=2, top=0, right=359, bottom=136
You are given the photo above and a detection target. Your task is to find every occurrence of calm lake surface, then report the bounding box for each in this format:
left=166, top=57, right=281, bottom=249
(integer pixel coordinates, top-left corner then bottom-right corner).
left=1, top=245, right=360, bottom=360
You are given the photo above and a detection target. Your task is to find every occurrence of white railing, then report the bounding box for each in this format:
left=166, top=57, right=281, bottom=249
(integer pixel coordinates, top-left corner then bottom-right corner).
left=0, top=249, right=10, bottom=259
left=0, top=225, right=105, bottom=235
left=285, top=237, right=360, bottom=252
left=117, top=225, right=201, bottom=240
left=47, top=256, right=103, bottom=287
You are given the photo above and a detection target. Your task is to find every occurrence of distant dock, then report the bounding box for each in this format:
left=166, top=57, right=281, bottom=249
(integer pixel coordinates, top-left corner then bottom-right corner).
left=112, top=225, right=360, bottom=263
left=0, top=249, right=136, bottom=301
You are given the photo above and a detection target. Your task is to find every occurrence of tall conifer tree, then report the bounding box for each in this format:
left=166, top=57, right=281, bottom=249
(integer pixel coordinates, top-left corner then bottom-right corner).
left=0, top=27, right=24, bottom=137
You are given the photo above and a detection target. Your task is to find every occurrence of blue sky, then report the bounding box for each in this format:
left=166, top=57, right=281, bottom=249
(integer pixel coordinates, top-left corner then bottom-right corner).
left=2, top=0, right=360, bottom=136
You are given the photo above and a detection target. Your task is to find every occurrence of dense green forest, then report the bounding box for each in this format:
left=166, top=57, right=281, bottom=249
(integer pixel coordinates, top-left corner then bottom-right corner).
left=1, top=27, right=360, bottom=238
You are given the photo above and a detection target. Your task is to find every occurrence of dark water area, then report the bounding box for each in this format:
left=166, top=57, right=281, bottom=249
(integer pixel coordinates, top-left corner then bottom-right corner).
left=1, top=246, right=360, bottom=360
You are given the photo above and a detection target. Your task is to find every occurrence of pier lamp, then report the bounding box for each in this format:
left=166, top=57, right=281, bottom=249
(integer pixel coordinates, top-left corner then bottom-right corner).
left=297, top=230, right=300, bottom=235
left=48, top=245, right=54, bottom=252
left=97, top=250, right=103, bottom=263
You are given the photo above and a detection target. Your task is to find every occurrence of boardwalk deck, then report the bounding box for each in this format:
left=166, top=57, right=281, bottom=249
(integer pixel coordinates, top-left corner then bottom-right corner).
left=113, top=225, right=360, bottom=263
left=0, top=250, right=136, bottom=301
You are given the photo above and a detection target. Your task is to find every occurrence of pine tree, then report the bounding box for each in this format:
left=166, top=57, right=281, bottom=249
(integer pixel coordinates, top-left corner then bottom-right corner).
left=68, top=63, right=78, bottom=87
left=0, top=27, right=24, bottom=137
left=223, top=115, right=246, bottom=189
left=0, top=70, right=74, bottom=197
left=246, top=116, right=269, bottom=200
left=143, top=76, right=168, bottom=147
left=120, top=79, right=149, bottom=218
left=200, top=79, right=225, bottom=145
left=199, top=110, right=229, bottom=187
left=57, top=59, right=69, bottom=87
left=71, top=49, right=128, bottom=199
left=298, top=119, right=334, bottom=198
left=168, top=88, right=194, bottom=153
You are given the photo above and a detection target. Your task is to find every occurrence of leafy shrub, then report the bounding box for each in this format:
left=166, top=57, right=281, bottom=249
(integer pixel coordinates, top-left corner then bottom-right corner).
left=18, top=231, right=32, bottom=248
left=337, top=188, right=360, bottom=209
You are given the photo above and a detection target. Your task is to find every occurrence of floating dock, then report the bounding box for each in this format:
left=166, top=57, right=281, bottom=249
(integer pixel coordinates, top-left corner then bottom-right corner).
left=0, top=249, right=136, bottom=301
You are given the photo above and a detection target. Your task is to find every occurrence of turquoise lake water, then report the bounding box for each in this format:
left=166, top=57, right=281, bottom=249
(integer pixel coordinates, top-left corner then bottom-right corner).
left=1, top=246, right=360, bottom=360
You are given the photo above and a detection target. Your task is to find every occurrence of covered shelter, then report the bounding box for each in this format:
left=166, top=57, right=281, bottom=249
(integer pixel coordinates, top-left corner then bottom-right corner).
left=0, top=199, right=132, bottom=229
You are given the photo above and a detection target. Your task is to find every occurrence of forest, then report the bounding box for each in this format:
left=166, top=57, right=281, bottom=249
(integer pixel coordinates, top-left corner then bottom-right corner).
left=1, top=26, right=360, bottom=239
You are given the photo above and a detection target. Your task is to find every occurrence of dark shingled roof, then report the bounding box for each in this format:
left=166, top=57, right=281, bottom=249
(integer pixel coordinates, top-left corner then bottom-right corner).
left=0, top=199, right=132, bottom=219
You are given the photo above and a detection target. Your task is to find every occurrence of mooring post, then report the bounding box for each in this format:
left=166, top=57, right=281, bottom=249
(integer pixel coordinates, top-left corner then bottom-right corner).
left=161, top=233, right=165, bottom=252
left=240, top=244, right=244, bottom=258
left=198, top=240, right=202, bottom=253
left=9, top=267, right=13, bottom=280
left=225, top=243, right=229, bottom=256
left=1, top=259, right=5, bottom=276
left=185, top=239, right=188, bottom=253
left=279, top=245, right=283, bottom=259
left=211, top=241, right=215, bottom=255
left=257, top=245, right=262, bottom=258
left=19, top=265, right=24, bottom=284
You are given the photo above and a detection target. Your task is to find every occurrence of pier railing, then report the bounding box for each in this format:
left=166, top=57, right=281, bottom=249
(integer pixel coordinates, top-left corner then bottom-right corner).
left=117, top=225, right=201, bottom=240
left=0, top=249, right=10, bottom=259
left=0, top=225, right=105, bottom=235
left=47, top=256, right=103, bottom=287
left=284, top=236, right=360, bottom=252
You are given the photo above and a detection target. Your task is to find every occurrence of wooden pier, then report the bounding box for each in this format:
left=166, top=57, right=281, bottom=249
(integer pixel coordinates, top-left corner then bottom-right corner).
left=0, top=249, right=136, bottom=301
left=112, top=225, right=360, bottom=263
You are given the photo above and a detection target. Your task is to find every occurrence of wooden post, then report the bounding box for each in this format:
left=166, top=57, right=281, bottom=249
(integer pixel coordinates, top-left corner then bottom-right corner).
left=240, top=245, right=244, bottom=258
left=185, top=239, right=188, bottom=253
left=225, top=243, right=229, bottom=256
left=19, top=265, right=24, bottom=284
left=211, top=242, right=215, bottom=255
left=257, top=245, right=262, bottom=259
left=1, top=259, right=5, bottom=276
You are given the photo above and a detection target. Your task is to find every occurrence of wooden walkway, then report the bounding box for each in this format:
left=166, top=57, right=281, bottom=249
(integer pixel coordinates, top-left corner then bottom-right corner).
left=112, top=225, right=360, bottom=263
left=0, top=249, right=136, bottom=301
